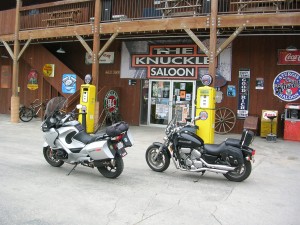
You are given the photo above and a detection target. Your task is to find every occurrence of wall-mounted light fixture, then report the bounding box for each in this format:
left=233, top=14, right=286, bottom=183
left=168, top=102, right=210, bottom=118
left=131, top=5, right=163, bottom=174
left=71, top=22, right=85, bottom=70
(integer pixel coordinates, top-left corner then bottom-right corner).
left=56, top=47, right=66, bottom=54
left=1, top=54, right=9, bottom=59
left=286, top=45, right=297, bottom=51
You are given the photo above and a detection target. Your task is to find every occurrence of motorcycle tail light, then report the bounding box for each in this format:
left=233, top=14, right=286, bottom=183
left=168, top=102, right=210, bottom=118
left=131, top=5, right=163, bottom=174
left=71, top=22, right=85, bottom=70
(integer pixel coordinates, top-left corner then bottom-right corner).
left=252, top=150, right=256, bottom=156
left=115, top=134, right=124, bottom=141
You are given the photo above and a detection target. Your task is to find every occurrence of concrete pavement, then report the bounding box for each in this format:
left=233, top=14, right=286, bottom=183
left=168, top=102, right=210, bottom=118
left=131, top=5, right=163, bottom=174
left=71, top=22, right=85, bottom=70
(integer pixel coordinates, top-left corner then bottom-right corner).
left=0, top=114, right=300, bottom=225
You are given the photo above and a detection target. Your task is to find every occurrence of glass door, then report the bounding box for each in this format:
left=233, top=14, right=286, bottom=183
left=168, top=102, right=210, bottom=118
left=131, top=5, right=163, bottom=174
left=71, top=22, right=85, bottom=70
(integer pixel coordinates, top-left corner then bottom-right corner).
left=172, top=81, right=196, bottom=123
left=148, top=80, right=172, bottom=125
left=146, top=80, right=196, bottom=126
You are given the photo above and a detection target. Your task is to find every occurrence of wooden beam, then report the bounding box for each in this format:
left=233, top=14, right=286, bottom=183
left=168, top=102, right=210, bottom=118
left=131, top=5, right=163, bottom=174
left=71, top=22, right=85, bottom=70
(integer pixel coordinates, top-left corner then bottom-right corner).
left=92, top=0, right=101, bottom=93
left=17, top=38, right=31, bottom=61
left=218, top=13, right=300, bottom=28
left=11, top=0, right=22, bottom=123
left=209, top=0, right=218, bottom=86
left=75, top=34, right=93, bottom=56
left=98, top=32, right=118, bottom=58
left=1, top=40, right=14, bottom=59
left=184, top=28, right=209, bottom=56
left=216, top=25, right=246, bottom=56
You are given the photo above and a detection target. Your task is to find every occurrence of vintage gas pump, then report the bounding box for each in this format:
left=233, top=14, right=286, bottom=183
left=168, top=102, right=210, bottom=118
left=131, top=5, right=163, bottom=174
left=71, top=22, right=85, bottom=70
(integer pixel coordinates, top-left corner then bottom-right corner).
left=78, top=75, right=96, bottom=133
left=195, top=86, right=216, bottom=144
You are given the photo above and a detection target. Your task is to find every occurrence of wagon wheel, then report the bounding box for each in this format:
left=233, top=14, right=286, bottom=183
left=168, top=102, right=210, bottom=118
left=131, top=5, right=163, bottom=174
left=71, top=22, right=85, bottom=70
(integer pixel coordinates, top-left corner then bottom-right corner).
left=215, top=107, right=236, bottom=134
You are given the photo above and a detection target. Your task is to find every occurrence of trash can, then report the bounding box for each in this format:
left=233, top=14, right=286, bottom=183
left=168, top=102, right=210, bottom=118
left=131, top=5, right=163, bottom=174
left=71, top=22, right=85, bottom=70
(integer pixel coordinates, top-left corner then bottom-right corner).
left=284, top=103, right=300, bottom=141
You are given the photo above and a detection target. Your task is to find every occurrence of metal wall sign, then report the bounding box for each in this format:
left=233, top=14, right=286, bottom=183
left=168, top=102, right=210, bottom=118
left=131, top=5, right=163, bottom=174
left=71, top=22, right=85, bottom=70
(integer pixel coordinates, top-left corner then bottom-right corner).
left=120, top=39, right=232, bottom=81
left=273, top=70, right=300, bottom=102
left=104, top=90, right=119, bottom=114
left=277, top=49, right=300, bottom=65
left=237, top=69, right=250, bottom=118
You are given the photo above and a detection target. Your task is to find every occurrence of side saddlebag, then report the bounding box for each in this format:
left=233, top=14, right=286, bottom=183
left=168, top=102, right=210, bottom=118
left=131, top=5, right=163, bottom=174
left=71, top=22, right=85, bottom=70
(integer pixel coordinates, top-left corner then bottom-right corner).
left=220, top=146, right=244, bottom=166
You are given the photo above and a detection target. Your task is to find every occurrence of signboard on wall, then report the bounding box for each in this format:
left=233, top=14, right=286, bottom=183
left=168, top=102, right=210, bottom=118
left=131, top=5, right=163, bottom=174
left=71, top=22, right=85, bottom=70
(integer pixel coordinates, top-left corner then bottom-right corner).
left=43, top=64, right=55, bottom=77
left=62, top=74, right=76, bottom=94
left=120, top=39, right=232, bottom=81
left=85, top=52, right=115, bottom=64
left=273, top=70, right=300, bottom=102
left=104, top=90, right=119, bottom=114
left=277, top=49, right=300, bottom=65
left=27, top=69, right=38, bottom=90
left=237, top=69, right=250, bottom=118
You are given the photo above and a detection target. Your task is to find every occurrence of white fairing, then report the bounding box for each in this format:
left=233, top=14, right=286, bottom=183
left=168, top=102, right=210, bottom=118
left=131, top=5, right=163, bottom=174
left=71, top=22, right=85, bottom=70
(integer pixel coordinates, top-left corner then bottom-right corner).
left=43, top=128, right=59, bottom=148
left=57, top=126, right=85, bottom=149
left=82, top=141, right=114, bottom=160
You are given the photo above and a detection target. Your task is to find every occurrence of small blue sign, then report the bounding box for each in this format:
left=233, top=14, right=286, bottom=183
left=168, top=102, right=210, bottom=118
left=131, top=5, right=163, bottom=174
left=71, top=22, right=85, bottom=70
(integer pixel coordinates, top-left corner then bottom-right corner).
left=62, top=74, right=76, bottom=94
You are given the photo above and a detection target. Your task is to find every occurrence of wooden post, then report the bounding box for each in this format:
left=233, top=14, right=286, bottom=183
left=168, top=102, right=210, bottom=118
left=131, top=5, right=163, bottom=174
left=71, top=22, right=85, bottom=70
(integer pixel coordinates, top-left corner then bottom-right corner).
left=92, top=0, right=101, bottom=129
left=209, top=0, right=218, bottom=87
left=11, top=0, right=22, bottom=123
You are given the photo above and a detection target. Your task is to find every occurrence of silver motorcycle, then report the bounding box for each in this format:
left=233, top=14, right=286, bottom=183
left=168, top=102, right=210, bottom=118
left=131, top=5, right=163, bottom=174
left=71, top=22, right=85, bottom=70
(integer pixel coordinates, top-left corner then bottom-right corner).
left=41, top=105, right=133, bottom=178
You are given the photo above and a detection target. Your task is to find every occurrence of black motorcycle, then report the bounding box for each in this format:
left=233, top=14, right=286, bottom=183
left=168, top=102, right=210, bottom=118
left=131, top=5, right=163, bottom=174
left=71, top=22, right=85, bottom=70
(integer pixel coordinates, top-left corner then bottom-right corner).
left=145, top=116, right=256, bottom=182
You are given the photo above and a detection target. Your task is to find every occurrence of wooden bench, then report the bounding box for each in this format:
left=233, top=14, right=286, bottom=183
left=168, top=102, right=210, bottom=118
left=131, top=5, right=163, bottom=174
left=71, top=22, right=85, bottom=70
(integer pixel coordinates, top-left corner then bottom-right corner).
left=230, top=0, right=286, bottom=13
left=43, top=9, right=81, bottom=27
left=154, top=0, right=201, bottom=17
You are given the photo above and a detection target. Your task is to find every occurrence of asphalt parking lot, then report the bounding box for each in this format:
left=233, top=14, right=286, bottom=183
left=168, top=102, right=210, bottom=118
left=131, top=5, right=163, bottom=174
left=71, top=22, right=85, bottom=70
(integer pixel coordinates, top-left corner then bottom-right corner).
left=0, top=114, right=300, bottom=225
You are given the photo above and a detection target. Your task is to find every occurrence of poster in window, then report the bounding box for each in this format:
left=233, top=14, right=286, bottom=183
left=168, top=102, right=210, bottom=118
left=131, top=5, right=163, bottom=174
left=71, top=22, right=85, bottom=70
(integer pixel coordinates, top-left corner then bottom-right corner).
left=186, top=93, right=191, bottom=101
left=0, top=65, right=11, bottom=88
left=180, top=83, right=186, bottom=90
left=180, top=90, right=186, bottom=100
left=155, top=104, right=168, bottom=119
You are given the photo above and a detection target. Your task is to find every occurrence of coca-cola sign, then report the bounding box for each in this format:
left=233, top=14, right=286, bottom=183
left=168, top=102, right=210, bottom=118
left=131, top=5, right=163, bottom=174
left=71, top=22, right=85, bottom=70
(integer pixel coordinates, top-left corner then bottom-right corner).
left=278, top=49, right=300, bottom=65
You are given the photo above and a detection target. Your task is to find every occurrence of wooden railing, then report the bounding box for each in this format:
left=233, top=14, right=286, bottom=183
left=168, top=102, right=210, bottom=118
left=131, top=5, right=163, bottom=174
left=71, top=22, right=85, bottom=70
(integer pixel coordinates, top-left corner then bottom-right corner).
left=0, top=0, right=299, bottom=33
left=20, top=0, right=94, bottom=30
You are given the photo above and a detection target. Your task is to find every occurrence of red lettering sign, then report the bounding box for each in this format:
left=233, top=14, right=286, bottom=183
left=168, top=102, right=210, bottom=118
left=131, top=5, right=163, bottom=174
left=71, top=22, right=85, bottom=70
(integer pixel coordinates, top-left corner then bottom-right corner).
left=278, top=49, right=300, bottom=65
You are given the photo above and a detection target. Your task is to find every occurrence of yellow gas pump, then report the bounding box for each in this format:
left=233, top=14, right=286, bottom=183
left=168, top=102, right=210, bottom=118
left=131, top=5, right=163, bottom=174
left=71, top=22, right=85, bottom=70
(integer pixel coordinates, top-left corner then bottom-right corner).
left=195, top=86, right=216, bottom=144
left=79, top=84, right=96, bottom=133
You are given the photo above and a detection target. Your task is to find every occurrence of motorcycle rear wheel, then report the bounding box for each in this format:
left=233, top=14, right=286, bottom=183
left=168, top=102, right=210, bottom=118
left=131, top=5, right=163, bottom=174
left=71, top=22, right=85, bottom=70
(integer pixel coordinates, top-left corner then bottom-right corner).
left=223, top=160, right=252, bottom=182
left=43, top=146, right=64, bottom=167
left=97, top=155, right=124, bottom=178
left=145, top=145, right=170, bottom=172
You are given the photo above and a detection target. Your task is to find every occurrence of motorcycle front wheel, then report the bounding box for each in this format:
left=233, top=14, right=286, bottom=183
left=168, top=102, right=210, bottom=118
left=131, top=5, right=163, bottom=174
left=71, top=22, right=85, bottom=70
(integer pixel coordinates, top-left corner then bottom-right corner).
left=145, top=145, right=170, bottom=172
left=97, top=155, right=124, bottom=178
left=43, top=146, right=64, bottom=167
left=223, top=160, right=252, bottom=182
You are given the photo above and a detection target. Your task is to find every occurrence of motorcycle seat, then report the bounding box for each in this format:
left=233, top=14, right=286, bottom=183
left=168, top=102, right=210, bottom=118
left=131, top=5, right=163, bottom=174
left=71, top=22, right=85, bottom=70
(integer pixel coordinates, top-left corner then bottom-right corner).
left=225, top=138, right=241, bottom=148
left=73, top=131, right=98, bottom=144
left=204, top=142, right=226, bottom=156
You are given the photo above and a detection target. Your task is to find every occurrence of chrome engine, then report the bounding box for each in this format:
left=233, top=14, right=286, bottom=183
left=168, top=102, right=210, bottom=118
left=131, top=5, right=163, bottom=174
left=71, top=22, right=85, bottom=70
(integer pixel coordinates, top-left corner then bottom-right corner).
left=179, top=148, right=203, bottom=169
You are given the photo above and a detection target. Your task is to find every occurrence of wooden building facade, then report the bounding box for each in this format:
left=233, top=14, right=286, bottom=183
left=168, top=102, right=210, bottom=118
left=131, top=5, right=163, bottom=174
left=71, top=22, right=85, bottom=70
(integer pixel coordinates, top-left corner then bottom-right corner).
left=0, top=0, right=300, bottom=137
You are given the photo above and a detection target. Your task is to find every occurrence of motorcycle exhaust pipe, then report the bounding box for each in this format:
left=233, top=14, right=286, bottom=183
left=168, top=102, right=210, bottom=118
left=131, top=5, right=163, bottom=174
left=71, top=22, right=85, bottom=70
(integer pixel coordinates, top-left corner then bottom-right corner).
left=187, top=167, right=228, bottom=174
left=200, top=158, right=236, bottom=171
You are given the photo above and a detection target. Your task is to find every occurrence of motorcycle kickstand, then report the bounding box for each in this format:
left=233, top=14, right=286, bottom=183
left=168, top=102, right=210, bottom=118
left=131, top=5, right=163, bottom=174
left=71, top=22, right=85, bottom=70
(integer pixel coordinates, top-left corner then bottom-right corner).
left=67, top=163, right=78, bottom=176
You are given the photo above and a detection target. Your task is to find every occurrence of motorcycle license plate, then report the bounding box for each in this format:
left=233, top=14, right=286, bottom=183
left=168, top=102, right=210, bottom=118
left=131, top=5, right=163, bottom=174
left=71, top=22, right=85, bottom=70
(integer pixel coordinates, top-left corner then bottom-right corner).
left=118, top=148, right=127, bottom=157
left=117, top=142, right=127, bottom=157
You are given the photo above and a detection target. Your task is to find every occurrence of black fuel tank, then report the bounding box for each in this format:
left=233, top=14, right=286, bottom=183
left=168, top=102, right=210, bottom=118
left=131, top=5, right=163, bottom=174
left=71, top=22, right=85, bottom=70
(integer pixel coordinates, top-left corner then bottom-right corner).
left=177, top=130, right=204, bottom=148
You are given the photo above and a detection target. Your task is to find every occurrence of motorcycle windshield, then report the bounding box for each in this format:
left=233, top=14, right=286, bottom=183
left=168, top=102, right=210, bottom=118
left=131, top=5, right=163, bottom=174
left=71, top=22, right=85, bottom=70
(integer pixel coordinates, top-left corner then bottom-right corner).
left=44, top=96, right=67, bottom=119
